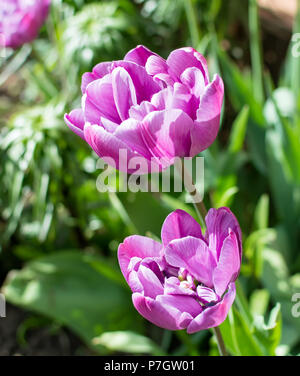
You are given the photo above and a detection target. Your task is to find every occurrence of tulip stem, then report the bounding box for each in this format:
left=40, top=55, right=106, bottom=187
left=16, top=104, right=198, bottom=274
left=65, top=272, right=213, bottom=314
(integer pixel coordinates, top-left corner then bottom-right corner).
left=175, top=159, right=207, bottom=224
left=178, top=159, right=228, bottom=356
left=193, top=197, right=208, bottom=222
left=212, top=327, right=228, bottom=356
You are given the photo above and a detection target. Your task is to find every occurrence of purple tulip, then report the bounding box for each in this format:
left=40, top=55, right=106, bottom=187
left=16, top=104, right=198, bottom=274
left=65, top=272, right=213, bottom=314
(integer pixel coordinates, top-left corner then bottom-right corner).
left=118, top=207, right=242, bottom=333
left=65, top=45, right=224, bottom=173
left=0, top=0, right=50, bottom=49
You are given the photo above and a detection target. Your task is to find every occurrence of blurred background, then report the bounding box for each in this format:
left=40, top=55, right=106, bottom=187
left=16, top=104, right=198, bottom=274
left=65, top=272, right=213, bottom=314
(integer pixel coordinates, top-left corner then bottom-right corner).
left=0, top=0, right=300, bottom=356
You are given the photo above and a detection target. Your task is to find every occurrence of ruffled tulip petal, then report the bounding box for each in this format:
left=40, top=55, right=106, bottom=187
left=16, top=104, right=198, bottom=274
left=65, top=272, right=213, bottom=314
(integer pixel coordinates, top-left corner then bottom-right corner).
left=141, top=109, right=194, bottom=165
left=153, top=73, right=176, bottom=87
left=140, top=258, right=165, bottom=284
left=151, top=83, right=194, bottom=119
left=128, top=257, right=164, bottom=295
left=161, top=209, right=203, bottom=246
left=187, top=283, right=236, bottom=333
left=205, top=207, right=242, bottom=261
left=112, top=67, right=137, bottom=121
left=84, top=123, right=152, bottom=174
left=118, top=235, right=162, bottom=282
left=213, top=231, right=241, bottom=296
left=137, top=264, right=164, bottom=299
left=128, top=270, right=143, bottom=294
left=145, top=55, right=177, bottom=87
left=81, top=62, right=113, bottom=94
left=189, top=74, right=224, bottom=156
left=114, top=118, right=153, bottom=159
left=166, top=47, right=209, bottom=85
left=165, top=236, right=217, bottom=287
left=164, top=277, right=197, bottom=297
left=85, top=76, right=120, bottom=124
left=81, top=72, right=97, bottom=94
left=145, top=55, right=169, bottom=76
left=132, top=293, right=201, bottom=330
left=100, top=117, right=119, bottom=133
left=112, top=61, right=161, bottom=104
left=124, top=45, right=157, bottom=67
left=92, top=61, right=113, bottom=78
left=128, top=101, right=156, bottom=121
left=158, top=294, right=202, bottom=318
left=196, top=286, right=219, bottom=305
left=180, top=67, right=206, bottom=98
left=64, top=109, right=85, bottom=140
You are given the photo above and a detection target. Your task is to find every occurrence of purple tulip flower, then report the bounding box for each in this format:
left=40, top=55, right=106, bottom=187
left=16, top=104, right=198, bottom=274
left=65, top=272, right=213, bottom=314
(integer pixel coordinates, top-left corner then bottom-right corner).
left=118, top=207, right=242, bottom=333
left=0, top=0, right=50, bottom=49
left=65, top=45, right=224, bottom=173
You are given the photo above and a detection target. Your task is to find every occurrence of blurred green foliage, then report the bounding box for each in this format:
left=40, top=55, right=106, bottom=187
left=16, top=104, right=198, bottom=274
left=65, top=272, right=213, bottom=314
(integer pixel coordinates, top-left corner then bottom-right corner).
left=0, top=0, right=300, bottom=356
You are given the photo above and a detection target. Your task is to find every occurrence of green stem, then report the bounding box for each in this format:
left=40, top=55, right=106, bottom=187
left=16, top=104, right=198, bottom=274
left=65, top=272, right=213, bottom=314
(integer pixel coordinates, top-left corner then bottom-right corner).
left=174, top=159, right=207, bottom=225
left=179, top=159, right=228, bottom=356
left=184, top=0, right=201, bottom=47
left=212, top=327, right=228, bottom=356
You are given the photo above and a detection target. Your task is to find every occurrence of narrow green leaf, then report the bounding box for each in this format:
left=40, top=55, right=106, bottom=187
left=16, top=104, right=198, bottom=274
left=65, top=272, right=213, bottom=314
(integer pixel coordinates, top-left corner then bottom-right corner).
left=0, top=45, right=31, bottom=86
left=249, top=0, right=264, bottom=104
left=254, top=194, right=269, bottom=230
left=183, top=0, right=201, bottom=47
left=228, top=105, right=250, bottom=153
left=291, top=0, right=300, bottom=98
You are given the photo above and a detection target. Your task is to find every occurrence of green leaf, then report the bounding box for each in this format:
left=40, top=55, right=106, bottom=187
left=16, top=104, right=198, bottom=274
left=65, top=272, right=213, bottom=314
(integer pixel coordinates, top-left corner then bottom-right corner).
left=140, top=0, right=184, bottom=31
left=2, top=251, right=142, bottom=353
left=220, top=307, right=263, bottom=356
left=248, top=0, right=264, bottom=104
left=214, top=185, right=239, bottom=208
left=266, top=131, right=300, bottom=250
left=253, top=304, right=282, bottom=356
left=254, top=194, right=269, bottom=230
left=262, top=245, right=300, bottom=351
left=250, top=289, right=270, bottom=316
left=62, top=2, right=139, bottom=66
left=244, top=228, right=276, bottom=279
left=93, top=331, right=165, bottom=355
left=221, top=297, right=281, bottom=356
left=218, top=50, right=265, bottom=126
left=184, top=0, right=201, bottom=47
left=228, top=105, right=250, bottom=154
left=0, top=45, right=31, bottom=86
left=291, top=2, right=300, bottom=98
left=219, top=311, right=240, bottom=356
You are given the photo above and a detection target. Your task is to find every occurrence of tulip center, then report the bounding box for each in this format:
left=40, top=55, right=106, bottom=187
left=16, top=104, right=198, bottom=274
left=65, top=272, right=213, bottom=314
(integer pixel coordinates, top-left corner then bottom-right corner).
left=178, top=268, right=197, bottom=290
left=178, top=268, right=220, bottom=307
